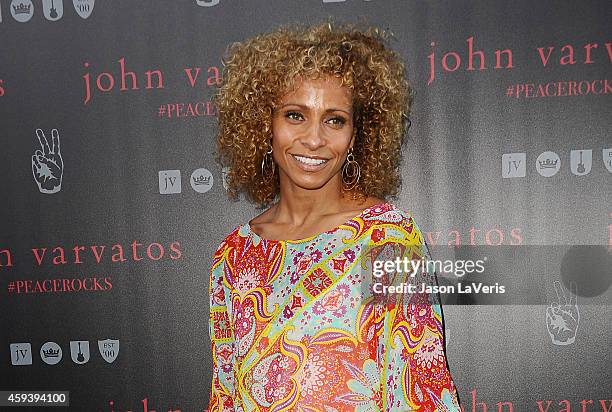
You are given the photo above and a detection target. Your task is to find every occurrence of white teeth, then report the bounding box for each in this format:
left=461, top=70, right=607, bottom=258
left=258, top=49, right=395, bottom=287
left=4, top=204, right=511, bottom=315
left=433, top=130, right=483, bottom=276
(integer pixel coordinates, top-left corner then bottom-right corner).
left=293, top=155, right=327, bottom=166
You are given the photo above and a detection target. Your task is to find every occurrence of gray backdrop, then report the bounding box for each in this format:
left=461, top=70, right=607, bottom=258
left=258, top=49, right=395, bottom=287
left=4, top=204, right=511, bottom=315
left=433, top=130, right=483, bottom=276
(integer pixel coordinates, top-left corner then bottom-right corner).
left=1, top=0, right=611, bottom=411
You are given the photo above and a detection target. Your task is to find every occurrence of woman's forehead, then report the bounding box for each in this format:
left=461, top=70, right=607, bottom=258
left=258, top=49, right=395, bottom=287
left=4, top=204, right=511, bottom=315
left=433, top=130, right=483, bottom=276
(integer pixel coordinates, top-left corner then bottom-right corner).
left=278, top=74, right=352, bottom=105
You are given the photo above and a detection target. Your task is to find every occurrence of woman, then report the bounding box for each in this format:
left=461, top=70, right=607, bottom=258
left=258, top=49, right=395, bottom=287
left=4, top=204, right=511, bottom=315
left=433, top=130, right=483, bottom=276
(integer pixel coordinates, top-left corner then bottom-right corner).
left=207, top=20, right=461, bottom=411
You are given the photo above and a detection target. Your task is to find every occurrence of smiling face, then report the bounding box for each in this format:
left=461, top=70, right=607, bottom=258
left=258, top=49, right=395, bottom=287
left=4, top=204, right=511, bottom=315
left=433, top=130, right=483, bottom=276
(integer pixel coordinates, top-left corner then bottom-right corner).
left=271, top=74, right=355, bottom=193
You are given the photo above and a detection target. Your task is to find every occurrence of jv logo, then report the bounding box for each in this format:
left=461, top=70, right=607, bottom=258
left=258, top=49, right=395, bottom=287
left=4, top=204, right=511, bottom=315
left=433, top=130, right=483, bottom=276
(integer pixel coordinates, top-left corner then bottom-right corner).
left=10, top=343, right=32, bottom=366
left=159, top=170, right=181, bottom=194
left=32, top=129, right=64, bottom=194
left=570, top=149, right=592, bottom=176
left=501, top=153, right=526, bottom=178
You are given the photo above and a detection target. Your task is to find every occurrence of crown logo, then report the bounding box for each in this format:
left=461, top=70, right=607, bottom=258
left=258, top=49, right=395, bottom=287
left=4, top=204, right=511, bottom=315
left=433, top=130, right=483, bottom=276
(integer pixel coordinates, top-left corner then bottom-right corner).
left=193, top=175, right=211, bottom=185
left=538, top=158, right=558, bottom=169
left=43, top=347, right=60, bottom=358
left=13, top=3, right=32, bottom=14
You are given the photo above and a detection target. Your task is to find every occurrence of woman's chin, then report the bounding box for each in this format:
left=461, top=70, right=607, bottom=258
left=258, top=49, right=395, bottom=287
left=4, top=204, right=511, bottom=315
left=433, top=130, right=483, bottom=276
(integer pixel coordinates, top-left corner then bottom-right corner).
left=284, top=176, right=336, bottom=191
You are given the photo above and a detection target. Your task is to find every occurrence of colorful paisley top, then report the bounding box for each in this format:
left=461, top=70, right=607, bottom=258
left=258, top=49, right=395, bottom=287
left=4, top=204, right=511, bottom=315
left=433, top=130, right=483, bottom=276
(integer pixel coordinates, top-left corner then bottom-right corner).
left=207, top=202, right=461, bottom=411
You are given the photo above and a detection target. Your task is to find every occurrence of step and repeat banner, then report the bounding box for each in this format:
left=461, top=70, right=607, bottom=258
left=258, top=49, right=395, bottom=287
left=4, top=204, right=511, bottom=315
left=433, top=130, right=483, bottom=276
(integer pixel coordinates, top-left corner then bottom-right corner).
left=1, top=1, right=611, bottom=411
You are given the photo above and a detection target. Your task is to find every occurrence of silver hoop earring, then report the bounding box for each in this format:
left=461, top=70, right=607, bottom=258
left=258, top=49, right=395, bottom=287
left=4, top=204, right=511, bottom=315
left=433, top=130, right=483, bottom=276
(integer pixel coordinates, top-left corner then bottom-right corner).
left=342, top=147, right=361, bottom=191
left=261, top=143, right=275, bottom=183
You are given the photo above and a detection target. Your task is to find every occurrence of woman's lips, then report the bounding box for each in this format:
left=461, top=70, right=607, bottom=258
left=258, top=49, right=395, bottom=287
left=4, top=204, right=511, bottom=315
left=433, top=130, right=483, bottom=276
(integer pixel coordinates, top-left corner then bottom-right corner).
left=290, top=154, right=330, bottom=172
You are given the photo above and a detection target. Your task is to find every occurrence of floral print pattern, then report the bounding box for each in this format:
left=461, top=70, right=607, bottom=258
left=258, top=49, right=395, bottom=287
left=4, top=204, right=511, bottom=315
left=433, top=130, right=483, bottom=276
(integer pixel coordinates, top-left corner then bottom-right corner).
left=207, top=202, right=461, bottom=411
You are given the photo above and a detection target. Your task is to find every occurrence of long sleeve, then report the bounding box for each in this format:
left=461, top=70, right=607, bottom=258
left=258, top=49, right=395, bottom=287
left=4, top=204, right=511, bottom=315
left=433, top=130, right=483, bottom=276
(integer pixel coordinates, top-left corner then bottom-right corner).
left=371, top=218, right=461, bottom=411
left=206, top=241, right=236, bottom=412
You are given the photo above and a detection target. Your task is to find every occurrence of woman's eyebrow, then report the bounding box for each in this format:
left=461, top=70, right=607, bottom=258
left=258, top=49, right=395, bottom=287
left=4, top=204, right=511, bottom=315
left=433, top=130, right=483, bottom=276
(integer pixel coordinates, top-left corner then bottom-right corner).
left=278, top=103, right=352, bottom=115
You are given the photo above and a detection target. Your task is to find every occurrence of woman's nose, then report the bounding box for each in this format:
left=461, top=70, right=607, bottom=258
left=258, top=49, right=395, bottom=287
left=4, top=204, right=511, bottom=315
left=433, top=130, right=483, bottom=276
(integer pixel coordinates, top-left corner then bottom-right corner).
left=299, top=121, right=325, bottom=149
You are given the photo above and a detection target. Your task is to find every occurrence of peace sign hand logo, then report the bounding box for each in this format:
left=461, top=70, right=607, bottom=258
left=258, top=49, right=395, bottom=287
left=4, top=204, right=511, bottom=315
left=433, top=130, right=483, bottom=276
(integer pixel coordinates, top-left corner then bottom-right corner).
left=31, top=128, right=64, bottom=194
left=546, top=280, right=580, bottom=346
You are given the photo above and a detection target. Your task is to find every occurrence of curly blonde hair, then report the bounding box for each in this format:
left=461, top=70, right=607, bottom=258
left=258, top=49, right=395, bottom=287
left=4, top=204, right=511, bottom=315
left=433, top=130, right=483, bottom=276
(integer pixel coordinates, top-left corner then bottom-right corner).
left=215, top=19, right=413, bottom=207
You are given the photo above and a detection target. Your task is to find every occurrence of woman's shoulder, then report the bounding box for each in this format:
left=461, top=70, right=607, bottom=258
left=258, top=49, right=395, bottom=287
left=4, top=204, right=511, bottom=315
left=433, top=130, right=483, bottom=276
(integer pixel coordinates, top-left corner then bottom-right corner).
left=361, top=201, right=426, bottom=245
left=362, top=201, right=421, bottom=228
left=211, top=224, right=244, bottom=257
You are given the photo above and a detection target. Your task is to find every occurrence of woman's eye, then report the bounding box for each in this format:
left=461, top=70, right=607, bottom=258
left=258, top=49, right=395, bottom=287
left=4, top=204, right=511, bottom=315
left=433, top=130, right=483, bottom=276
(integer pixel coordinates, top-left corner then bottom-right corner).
left=328, top=117, right=346, bottom=126
left=284, top=112, right=346, bottom=126
left=286, top=111, right=302, bottom=120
